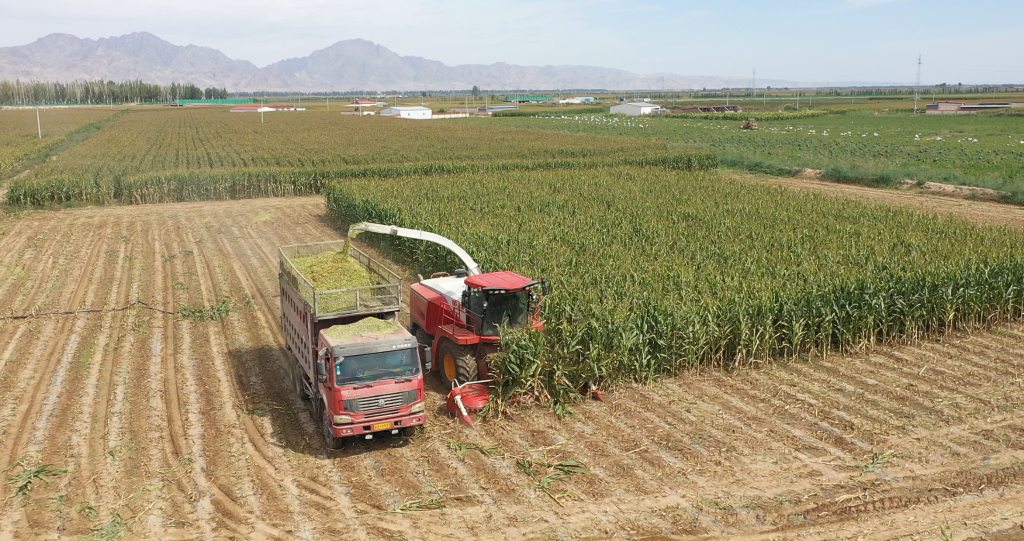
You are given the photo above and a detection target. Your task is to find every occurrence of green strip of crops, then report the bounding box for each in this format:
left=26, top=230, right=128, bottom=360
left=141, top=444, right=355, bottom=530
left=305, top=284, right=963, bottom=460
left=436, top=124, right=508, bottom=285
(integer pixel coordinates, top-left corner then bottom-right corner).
left=325, top=166, right=1024, bottom=411
left=4, top=153, right=715, bottom=207
left=663, top=110, right=845, bottom=121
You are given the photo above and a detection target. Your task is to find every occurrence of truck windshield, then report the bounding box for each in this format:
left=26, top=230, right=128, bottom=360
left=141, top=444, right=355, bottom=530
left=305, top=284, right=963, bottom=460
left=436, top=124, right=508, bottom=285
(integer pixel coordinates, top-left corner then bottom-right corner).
left=335, top=348, right=420, bottom=386
left=481, top=291, right=530, bottom=336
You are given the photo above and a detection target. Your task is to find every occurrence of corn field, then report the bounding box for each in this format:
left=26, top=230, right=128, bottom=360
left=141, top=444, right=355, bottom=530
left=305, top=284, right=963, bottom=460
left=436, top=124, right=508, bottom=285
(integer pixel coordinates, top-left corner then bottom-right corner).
left=0, top=107, right=117, bottom=178
left=7, top=154, right=714, bottom=206
left=326, top=166, right=1024, bottom=409
left=5, top=106, right=711, bottom=206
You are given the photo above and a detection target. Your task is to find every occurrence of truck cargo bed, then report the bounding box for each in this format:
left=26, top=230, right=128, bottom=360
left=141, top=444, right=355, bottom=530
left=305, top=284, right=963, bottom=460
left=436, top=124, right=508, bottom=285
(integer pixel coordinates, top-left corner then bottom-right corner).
left=279, top=241, right=402, bottom=318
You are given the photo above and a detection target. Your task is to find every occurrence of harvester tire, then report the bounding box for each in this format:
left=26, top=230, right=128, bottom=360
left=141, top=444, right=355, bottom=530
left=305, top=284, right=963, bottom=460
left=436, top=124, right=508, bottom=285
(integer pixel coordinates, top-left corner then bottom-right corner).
left=438, top=340, right=478, bottom=386
left=322, top=407, right=344, bottom=450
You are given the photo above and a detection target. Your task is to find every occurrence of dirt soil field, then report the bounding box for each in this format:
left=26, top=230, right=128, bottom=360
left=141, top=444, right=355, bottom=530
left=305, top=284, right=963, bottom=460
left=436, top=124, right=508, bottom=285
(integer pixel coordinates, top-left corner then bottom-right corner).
left=1, top=196, right=1024, bottom=540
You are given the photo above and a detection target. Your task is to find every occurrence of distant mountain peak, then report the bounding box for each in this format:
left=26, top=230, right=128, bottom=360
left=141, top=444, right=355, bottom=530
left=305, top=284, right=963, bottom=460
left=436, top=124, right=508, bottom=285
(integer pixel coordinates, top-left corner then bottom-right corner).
left=0, top=32, right=804, bottom=91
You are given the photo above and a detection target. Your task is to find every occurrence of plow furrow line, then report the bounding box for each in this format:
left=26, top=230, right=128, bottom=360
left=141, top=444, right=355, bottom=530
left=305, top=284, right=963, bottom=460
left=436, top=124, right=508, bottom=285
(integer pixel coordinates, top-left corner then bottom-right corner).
left=809, top=355, right=964, bottom=421
left=0, top=221, right=104, bottom=473
left=180, top=222, right=311, bottom=539
left=162, top=233, right=217, bottom=538
left=213, top=217, right=376, bottom=537
left=686, top=378, right=852, bottom=480
left=68, top=220, right=134, bottom=513
left=0, top=222, right=109, bottom=536
left=0, top=223, right=75, bottom=379
left=227, top=212, right=450, bottom=527
left=0, top=227, right=36, bottom=306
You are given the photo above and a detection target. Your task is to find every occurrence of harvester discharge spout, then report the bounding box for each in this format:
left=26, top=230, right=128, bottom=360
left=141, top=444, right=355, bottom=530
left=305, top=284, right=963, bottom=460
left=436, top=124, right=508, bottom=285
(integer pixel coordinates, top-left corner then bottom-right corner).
left=346, top=222, right=483, bottom=276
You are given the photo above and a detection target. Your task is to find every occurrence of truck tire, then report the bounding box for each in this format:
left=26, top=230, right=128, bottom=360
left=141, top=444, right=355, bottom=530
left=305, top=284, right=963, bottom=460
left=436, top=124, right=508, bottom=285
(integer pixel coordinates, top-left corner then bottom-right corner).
left=438, top=340, right=478, bottom=387
left=322, top=406, right=344, bottom=450
left=293, top=364, right=309, bottom=401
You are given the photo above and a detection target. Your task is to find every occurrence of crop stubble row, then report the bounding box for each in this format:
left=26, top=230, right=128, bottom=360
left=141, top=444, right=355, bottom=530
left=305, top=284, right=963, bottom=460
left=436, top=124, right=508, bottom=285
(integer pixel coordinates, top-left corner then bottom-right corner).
left=0, top=198, right=1023, bottom=539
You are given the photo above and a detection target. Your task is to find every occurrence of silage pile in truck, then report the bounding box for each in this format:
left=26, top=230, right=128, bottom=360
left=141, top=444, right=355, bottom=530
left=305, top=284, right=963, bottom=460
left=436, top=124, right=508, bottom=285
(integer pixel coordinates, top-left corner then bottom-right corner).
left=279, top=241, right=428, bottom=449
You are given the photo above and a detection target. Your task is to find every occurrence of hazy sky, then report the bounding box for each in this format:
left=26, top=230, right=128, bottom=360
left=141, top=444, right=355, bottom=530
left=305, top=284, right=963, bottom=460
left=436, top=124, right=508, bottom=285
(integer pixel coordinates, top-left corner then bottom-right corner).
left=2, top=0, right=1022, bottom=85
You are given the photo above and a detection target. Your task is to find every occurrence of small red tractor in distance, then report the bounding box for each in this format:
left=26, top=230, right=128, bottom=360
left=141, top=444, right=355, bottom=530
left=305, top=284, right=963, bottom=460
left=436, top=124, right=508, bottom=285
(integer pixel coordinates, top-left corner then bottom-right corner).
left=348, top=223, right=550, bottom=387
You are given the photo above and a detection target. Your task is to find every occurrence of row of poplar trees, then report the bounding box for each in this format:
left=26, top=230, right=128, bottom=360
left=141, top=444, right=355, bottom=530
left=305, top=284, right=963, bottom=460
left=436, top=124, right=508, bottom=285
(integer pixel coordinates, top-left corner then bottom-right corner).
left=0, top=79, right=229, bottom=105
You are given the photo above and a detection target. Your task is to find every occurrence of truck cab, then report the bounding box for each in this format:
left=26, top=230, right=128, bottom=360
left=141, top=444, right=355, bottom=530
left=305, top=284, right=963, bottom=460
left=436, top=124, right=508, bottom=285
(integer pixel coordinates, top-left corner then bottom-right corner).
left=312, top=318, right=426, bottom=448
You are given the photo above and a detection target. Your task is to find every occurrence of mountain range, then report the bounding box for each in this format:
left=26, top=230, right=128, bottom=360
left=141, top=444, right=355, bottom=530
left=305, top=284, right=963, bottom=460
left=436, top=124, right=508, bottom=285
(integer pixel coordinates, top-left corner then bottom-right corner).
left=0, top=32, right=807, bottom=92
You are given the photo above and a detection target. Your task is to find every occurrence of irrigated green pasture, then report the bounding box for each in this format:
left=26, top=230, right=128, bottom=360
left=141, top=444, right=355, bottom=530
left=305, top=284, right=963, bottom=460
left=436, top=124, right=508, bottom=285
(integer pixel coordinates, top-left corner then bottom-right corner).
left=327, top=166, right=1024, bottom=407
left=0, top=107, right=118, bottom=178
left=492, top=111, right=1024, bottom=200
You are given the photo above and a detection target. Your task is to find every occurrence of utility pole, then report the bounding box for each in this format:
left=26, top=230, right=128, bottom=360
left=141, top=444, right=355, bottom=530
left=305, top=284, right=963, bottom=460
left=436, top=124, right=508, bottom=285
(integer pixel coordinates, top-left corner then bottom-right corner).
left=752, top=68, right=756, bottom=98
left=36, top=107, right=41, bottom=138
left=913, top=54, right=922, bottom=113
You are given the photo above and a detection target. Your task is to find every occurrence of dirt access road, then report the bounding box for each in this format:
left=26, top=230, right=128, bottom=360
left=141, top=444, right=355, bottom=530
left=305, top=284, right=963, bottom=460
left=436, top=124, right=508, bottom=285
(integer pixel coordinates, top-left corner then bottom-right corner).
left=0, top=196, right=1023, bottom=540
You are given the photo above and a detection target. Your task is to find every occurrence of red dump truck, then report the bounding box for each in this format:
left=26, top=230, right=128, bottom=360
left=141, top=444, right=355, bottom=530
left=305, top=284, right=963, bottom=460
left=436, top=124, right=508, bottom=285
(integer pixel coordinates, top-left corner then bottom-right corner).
left=279, top=241, right=427, bottom=449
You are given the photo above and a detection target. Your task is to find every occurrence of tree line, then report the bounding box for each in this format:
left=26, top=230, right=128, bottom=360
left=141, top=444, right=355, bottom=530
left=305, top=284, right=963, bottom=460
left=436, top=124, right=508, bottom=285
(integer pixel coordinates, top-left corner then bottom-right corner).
left=0, top=79, right=229, bottom=105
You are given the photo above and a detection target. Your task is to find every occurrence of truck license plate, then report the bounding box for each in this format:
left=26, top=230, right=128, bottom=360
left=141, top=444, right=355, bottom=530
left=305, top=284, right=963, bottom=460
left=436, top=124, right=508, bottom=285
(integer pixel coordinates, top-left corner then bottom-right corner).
left=372, top=422, right=392, bottom=431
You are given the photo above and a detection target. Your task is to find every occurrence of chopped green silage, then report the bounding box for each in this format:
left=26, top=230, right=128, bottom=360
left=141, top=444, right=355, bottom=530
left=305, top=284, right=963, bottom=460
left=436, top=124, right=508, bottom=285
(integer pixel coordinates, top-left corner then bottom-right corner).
left=323, top=318, right=400, bottom=341
left=291, top=251, right=373, bottom=291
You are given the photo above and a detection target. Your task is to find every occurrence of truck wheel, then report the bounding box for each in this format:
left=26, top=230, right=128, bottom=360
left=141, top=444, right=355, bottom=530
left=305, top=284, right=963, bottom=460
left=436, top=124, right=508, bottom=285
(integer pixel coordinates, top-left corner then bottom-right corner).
left=438, top=340, right=478, bottom=386
left=322, top=407, right=344, bottom=450
left=293, top=365, right=309, bottom=401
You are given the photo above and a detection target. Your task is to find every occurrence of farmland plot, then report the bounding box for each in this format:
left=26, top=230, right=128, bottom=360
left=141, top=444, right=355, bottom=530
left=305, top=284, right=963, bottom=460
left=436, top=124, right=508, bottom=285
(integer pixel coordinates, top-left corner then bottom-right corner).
left=327, top=166, right=1024, bottom=405
left=20, top=106, right=669, bottom=177
left=0, top=107, right=119, bottom=178
left=1, top=197, right=1024, bottom=540
left=493, top=111, right=1024, bottom=198
left=6, top=106, right=703, bottom=207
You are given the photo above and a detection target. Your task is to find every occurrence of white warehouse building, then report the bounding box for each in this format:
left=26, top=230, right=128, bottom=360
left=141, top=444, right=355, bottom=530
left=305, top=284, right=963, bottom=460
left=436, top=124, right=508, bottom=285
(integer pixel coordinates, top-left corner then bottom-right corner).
left=379, top=106, right=432, bottom=119
left=610, top=102, right=663, bottom=116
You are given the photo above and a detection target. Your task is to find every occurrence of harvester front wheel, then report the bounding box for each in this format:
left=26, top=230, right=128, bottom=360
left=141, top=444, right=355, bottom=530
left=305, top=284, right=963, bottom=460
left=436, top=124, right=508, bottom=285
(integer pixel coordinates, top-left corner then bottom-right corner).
left=438, top=340, right=478, bottom=386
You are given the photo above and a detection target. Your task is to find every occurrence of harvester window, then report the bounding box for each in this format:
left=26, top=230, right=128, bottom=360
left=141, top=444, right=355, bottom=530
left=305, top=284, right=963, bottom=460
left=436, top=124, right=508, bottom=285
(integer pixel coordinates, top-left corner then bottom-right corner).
left=480, top=291, right=530, bottom=336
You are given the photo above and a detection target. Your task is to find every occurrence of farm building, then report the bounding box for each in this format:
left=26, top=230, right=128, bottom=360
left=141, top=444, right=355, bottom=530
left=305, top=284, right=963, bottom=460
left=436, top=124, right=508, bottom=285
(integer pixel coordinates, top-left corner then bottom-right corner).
left=230, top=104, right=305, bottom=112
left=925, top=101, right=1020, bottom=114
left=610, top=102, right=664, bottom=116
left=431, top=112, right=470, bottom=119
left=379, top=106, right=432, bottom=119
left=576, top=97, right=596, bottom=103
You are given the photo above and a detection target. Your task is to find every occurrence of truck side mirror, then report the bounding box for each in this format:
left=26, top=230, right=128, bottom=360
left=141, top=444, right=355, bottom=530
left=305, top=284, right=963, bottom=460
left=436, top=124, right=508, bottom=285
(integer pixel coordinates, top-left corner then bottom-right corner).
left=421, top=346, right=432, bottom=371
left=541, top=278, right=551, bottom=296
left=315, top=358, right=328, bottom=384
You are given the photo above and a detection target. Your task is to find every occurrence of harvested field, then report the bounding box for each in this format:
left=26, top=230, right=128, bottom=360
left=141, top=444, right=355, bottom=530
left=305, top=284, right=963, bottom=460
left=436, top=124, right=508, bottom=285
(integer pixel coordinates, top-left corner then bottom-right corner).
left=0, top=196, right=1023, bottom=540
left=734, top=170, right=1024, bottom=228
